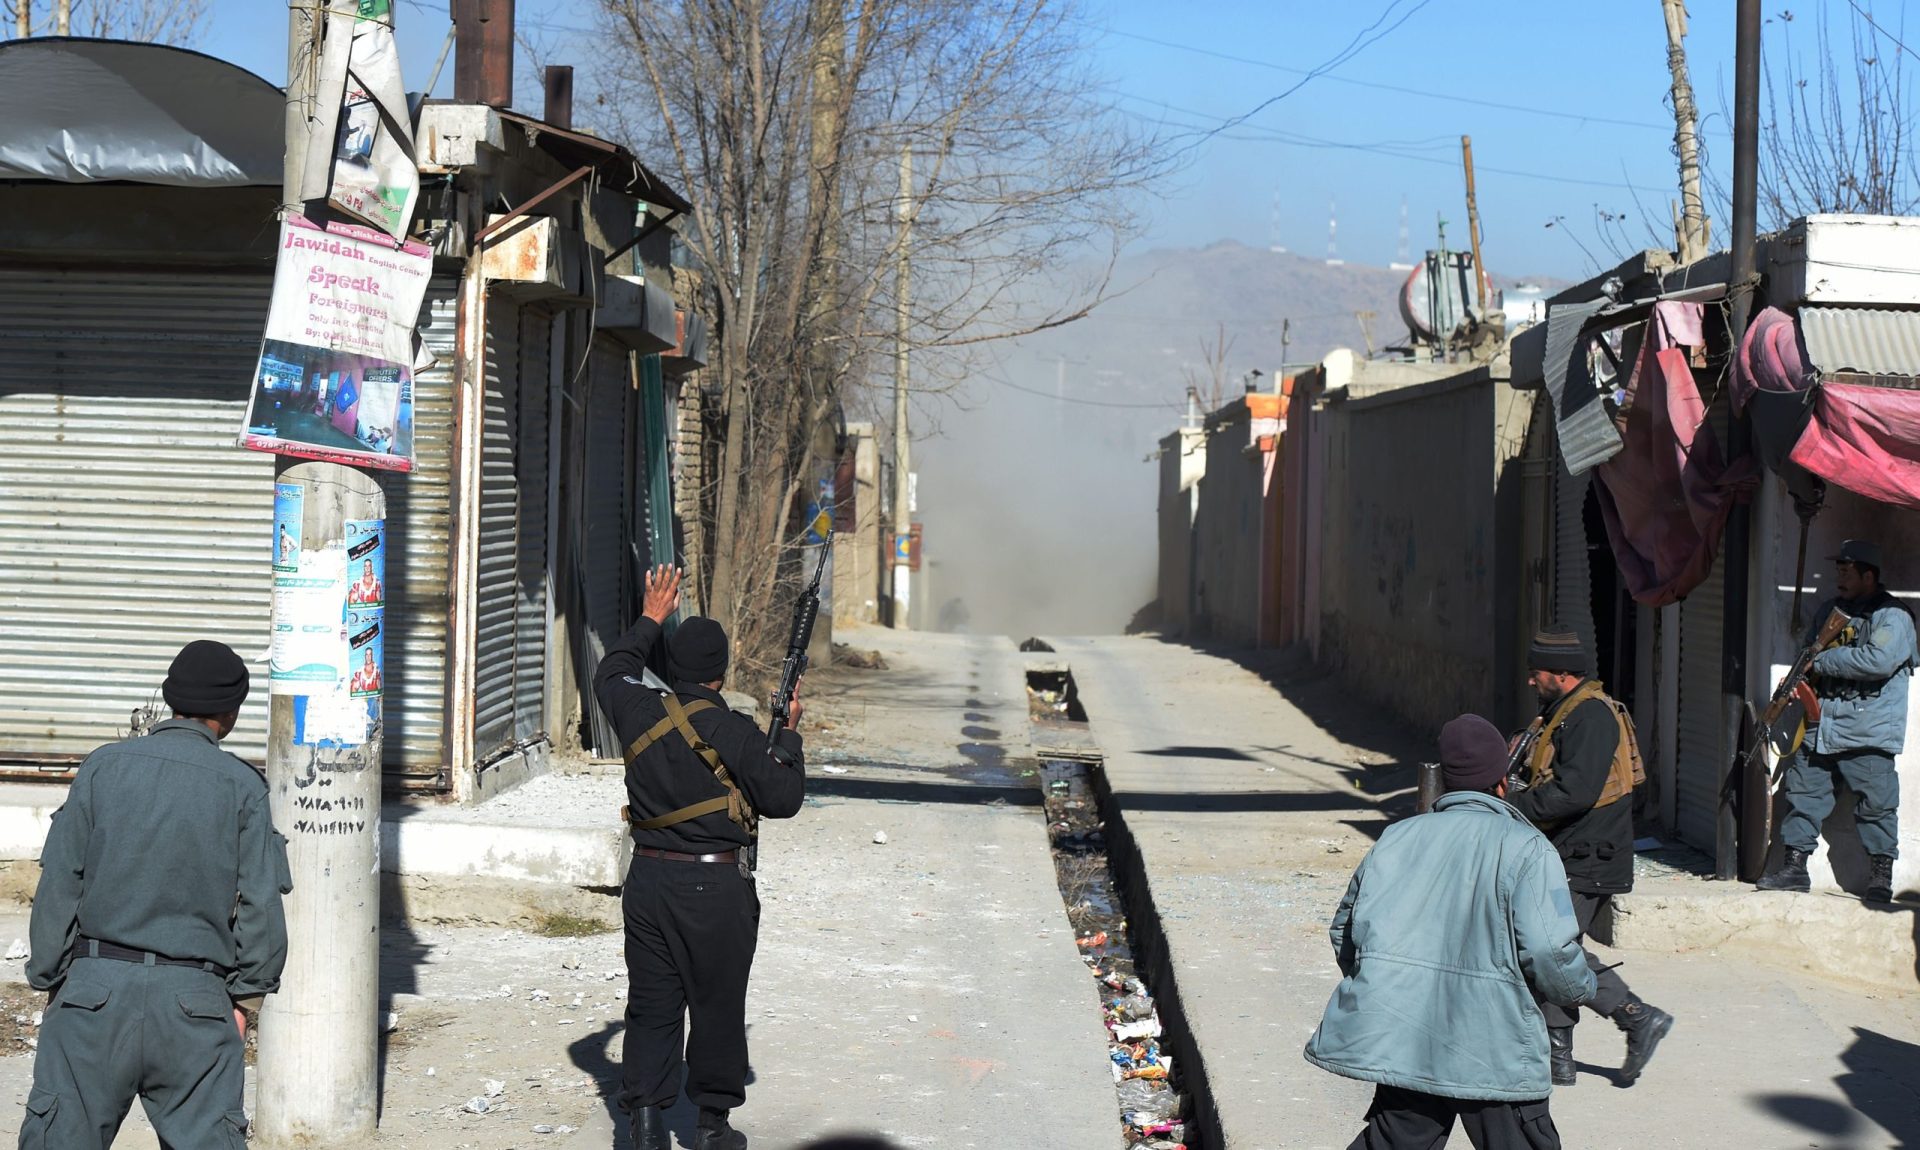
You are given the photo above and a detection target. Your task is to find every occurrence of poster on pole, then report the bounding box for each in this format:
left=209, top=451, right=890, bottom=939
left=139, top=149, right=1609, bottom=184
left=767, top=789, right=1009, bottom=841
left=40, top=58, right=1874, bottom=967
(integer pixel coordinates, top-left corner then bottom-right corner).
left=270, top=546, right=349, bottom=692
left=272, top=483, right=304, bottom=573
left=345, top=518, right=386, bottom=701
left=239, top=215, right=431, bottom=472
left=301, top=0, right=421, bottom=240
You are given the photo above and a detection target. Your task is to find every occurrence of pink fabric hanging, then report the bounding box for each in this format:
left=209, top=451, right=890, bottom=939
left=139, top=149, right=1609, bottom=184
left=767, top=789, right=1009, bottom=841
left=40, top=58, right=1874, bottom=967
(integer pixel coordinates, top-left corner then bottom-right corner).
left=1593, top=301, right=1757, bottom=607
left=1736, top=305, right=1920, bottom=510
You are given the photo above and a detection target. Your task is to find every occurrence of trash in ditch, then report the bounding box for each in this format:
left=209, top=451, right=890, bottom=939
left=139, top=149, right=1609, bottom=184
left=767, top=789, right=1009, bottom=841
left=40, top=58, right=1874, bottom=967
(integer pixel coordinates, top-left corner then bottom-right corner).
left=1076, top=931, right=1109, bottom=949
left=1111, top=1038, right=1172, bottom=1081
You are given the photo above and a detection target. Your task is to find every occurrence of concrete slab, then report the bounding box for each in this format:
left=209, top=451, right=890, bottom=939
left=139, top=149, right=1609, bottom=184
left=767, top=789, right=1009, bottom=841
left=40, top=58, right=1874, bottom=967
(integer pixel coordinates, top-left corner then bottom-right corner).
left=1058, top=635, right=1920, bottom=1150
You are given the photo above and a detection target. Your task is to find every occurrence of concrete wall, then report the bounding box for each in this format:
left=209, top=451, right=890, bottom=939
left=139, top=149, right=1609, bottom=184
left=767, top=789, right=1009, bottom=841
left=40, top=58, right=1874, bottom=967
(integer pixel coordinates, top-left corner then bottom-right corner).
left=1156, top=428, right=1203, bottom=635
left=1318, top=373, right=1503, bottom=734
left=1191, top=401, right=1267, bottom=645
left=832, top=423, right=882, bottom=626
left=1750, top=479, right=1920, bottom=899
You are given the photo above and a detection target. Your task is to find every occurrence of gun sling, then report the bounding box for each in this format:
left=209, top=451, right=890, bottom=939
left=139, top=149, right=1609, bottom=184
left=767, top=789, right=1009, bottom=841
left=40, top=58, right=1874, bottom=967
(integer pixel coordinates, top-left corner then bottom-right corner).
left=618, top=696, right=758, bottom=832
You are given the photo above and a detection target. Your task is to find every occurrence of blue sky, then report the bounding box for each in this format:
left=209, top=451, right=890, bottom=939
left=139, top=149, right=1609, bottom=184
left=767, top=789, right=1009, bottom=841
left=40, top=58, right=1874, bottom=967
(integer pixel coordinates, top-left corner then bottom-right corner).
left=188, top=0, right=1894, bottom=280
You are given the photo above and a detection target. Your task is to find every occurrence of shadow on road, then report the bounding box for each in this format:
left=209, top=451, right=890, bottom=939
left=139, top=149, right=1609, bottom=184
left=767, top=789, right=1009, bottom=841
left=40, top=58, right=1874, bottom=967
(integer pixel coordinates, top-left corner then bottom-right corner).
left=1751, top=1026, right=1920, bottom=1147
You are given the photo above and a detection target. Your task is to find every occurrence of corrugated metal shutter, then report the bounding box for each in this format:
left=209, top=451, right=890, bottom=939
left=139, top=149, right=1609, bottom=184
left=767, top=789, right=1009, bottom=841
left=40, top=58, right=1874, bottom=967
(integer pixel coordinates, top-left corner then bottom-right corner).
left=514, top=307, right=552, bottom=743
left=582, top=343, right=634, bottom=757
left=376, top=278, right=457, bottom=784
left=1674, top=397, right=1733, bottom=851
left=1551, top=453, right=1595, bottom=652
left=472, top=297, right=521, bottom=759
left=638, top=354, right=676, bottom=570
left=0, top=269, right=275, bottom=764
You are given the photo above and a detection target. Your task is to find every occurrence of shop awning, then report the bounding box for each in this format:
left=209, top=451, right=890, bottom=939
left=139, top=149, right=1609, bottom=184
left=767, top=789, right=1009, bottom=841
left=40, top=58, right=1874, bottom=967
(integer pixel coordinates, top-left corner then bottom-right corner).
left=0, top=38, right=283, bottom=186
left=1737, top=305, right=1920, bottom=509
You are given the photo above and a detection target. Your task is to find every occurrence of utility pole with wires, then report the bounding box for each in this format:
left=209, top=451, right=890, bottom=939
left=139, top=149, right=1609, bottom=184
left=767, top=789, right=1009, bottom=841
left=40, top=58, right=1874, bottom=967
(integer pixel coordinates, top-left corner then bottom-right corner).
left=254, top=1, right=384, bottom=1141
left=16, top=0, right=29, bottom=37
left=890, top=142, right=913, bottom=630
left=1662, top=0, right=1711, bottom=261
left=52, top=0, right=65, bottom=34
left=1461, top=135, right=1489, bottom=313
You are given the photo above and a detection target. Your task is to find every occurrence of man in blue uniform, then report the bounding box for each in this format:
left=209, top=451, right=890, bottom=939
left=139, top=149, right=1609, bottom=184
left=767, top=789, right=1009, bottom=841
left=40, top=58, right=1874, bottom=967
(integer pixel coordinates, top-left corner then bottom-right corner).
left=18, top=639, right=291, bottom=1149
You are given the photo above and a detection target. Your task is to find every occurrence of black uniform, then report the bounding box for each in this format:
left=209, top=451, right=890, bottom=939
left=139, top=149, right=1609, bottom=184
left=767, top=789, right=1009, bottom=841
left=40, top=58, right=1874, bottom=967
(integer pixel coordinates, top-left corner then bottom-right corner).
left=593, top=617, right=805, bottom=1117
left=1509, top=683, right=1631, bottom=1029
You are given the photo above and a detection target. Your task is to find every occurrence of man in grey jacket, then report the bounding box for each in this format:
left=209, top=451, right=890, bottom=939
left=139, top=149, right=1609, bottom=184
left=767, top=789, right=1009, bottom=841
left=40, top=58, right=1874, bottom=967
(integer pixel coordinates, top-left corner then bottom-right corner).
left=1306, top=714, right=1595, bottom=1150
left=1760, top=539, right=1917, bottom=902
left=18, top=641, right=291, bottom=1150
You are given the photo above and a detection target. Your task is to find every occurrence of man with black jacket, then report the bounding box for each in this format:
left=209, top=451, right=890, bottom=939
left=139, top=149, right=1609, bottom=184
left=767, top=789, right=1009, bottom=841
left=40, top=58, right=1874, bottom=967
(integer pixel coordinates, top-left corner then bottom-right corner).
left=594, top=566, right=806, bottom=1150
left=1511, top=626, right=1672, bottom=1089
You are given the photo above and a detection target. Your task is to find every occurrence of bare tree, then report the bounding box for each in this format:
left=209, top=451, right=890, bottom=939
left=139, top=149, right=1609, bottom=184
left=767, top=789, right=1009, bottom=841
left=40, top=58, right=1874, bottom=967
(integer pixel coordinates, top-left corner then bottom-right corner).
left=586, top=0, right=1167, bottom=678
left=5, top=0, right=208, bottom=43
left=1708, top=5, right=1919, bottom=227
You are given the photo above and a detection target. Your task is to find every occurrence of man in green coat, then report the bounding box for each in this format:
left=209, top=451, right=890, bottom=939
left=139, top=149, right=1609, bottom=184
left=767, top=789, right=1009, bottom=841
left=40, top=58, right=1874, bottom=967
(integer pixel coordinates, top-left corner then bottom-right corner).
left=18, top=641, right=291, bottom=1150
left=1306, top=714, right=1594, bottom=1149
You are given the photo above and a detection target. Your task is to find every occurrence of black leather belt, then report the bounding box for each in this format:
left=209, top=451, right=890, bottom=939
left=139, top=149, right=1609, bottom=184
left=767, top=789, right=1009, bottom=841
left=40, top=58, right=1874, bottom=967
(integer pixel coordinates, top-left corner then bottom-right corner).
left=73, top=937, right=232, bottom=978
left=633, top=846, right=738, bottom=864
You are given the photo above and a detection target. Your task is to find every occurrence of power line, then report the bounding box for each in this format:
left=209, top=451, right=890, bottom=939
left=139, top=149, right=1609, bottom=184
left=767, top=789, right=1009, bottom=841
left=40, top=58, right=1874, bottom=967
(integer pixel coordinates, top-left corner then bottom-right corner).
left=1182, top=0, right=1436, bottom=148
left=980, top=370, right=1182, bottom=411
left=1099, top=25, right=1691, bottom=134
left=1845, top=0, right=1920, bottom=62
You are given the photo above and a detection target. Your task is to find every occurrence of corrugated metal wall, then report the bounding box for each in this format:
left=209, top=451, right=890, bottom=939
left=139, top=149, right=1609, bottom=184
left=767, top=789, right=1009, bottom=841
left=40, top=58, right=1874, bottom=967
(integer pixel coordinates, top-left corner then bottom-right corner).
left=1551, top=455, right=1595, bottom=653
left=1674, top=397, right=1733, bottom=851
left=376, top=279, right=457, bottom=784
left=582, top=343, right=634, bottom=757
left=0, top=270, right=276, bottom=763
left=473, top=298, right=522, bottom=760
left=514, top=307, right=552, bottom=744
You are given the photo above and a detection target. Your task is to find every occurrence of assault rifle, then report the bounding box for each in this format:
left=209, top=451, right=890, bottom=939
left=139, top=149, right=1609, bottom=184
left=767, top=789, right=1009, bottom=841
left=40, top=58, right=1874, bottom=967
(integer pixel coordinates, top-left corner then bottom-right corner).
left=1722, top=606, right=1851, bottom=805
left=768, top=529, right=832, bottom=742
left=1505, top=718, right=1544, bottom=795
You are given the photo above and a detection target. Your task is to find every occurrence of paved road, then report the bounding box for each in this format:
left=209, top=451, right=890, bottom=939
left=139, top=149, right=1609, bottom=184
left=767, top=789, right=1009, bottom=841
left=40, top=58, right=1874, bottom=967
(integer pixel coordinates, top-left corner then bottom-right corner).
left=0, top=625, right=1119, bottom=1150
left=1055, top=634, right=1920, bottom=1150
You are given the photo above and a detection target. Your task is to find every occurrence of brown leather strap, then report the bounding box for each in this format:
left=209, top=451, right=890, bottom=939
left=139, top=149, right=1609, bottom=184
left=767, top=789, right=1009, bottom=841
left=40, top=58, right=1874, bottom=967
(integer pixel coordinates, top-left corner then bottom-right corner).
left=620, top=695, right=758, bottom=834
left=633, top=846, right=738, bottom=864
left=625, top=699, right=716, bottom=762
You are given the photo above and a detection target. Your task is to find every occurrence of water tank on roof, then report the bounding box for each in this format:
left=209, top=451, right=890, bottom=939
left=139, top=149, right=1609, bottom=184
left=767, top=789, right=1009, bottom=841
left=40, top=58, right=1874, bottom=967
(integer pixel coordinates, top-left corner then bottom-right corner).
left=1399, top=250, right=1483, bottom=344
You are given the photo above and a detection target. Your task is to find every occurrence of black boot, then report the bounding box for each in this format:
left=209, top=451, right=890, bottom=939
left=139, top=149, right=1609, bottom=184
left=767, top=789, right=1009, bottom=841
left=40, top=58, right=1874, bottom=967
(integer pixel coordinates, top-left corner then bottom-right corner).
left=1756, top=847, right=1812, bottom=892
left=695, top=1107, right=747, bottom=1150
left=1613, top=1000, right=1674, bottom=1084
left=1548, top=1026, right=1576, bottom=1086
left=1868, top=854, right=1896, bottom=904
left=626, top=1105, right=668, bottom=1150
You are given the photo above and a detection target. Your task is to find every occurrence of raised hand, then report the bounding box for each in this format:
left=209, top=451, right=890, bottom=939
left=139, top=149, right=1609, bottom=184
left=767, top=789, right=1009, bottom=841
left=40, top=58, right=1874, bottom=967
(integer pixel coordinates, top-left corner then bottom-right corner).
left=642, top=565, right=683, bottom=624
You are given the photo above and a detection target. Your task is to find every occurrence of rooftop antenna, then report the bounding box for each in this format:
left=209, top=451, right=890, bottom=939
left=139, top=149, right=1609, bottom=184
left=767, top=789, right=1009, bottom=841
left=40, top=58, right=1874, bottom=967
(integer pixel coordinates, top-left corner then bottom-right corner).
left=1325, top=197, right=1344, bottom=266
left=1391, top=195, right=1414, bottom=270
left=1269, top=186, right=1288, bottom=253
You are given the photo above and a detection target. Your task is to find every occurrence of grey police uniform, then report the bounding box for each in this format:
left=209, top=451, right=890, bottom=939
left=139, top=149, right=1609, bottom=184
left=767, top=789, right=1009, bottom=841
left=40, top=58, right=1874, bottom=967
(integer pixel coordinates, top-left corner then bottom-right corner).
left=19, top=719, right=292, bottom=1150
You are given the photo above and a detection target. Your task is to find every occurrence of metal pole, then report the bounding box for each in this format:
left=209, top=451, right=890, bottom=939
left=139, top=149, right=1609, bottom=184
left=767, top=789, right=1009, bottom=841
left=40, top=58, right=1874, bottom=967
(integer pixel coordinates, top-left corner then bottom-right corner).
left=1716, top=0, right=1762, bottom=882
left=1461, top=135, right=1488, bottom=313
left=891, top=143, right=912, bottom=629
left=256, top=1, right=384, bottom=1140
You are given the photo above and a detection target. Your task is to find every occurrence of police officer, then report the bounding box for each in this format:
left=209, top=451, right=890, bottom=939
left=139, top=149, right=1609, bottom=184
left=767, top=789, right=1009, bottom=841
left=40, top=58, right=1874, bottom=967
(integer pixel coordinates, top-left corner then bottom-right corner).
left=1759, top=539, right=1917, bottom=902
left=1511, top=625, right=1672, bottom=1088
left=594, top=566, right=806, bottom=1150
left=19, top=640, right=290, bottom=1149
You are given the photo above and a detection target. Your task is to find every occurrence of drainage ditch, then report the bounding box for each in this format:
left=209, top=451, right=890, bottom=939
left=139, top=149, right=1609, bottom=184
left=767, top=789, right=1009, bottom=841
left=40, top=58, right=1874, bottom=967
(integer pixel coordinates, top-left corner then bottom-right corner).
left=1028, top=665, right=1203, bottom=1150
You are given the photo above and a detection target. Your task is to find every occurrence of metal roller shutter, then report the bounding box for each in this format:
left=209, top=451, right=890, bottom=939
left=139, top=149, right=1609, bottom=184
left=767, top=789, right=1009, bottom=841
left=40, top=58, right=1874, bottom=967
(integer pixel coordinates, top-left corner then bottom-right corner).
left=1551, top=453, right=1596, bottom=653
left=514, top=307, right=552, bottom=743
left=472, top=297, right=521, bottom=760
left=0, top=269, right=275, bottom=765
left=376, top=279, right=458, bottom=785
left=1674, top=398, right=1733, bottom=851
left=582, top=343, right=634, bottom=757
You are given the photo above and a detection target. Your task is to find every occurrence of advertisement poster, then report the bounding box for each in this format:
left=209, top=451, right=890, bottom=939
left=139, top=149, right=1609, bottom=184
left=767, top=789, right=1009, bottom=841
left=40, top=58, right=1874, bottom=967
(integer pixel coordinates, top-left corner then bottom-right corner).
left=270, top=547, right=349, bottom=692
left=239, top=215, right=431, bottom=473
left=299, top=0, right=420, bottom=241
left=345, top=518, right=385, bottom=701
left=273, top=483, right=304, bottom=573
left=293, top=691, right=372, bottom=748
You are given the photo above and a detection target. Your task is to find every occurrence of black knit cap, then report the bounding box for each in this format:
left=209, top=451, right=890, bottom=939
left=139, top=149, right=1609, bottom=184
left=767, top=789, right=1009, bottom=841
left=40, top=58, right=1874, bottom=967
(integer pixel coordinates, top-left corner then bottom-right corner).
left=1528, top=624, right=1592, bottom=676
left=1439, top=714, right=1510, bottom=792
left=162, top=640, right=250, bottom=716
left=668, top=617, right=730, bottom=684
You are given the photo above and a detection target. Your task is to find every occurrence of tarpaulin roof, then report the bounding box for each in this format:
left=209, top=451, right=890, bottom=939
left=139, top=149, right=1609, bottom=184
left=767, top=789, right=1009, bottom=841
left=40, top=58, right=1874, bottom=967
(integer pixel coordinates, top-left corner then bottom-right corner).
left=0, top=38, right=283, bottom=187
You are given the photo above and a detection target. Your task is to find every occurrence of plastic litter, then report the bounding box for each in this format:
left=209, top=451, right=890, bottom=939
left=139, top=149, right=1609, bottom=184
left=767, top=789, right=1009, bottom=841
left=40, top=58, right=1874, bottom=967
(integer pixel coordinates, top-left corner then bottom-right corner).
left=462, top=1097, right=491, bottom=1115
left=1076, top=931, right=1109, bottom=949
left=873, top=830, right=889, bottom=845
left=3, top=940, right=26, bottom=961
left=484, top=1080, right=505, bottom=1098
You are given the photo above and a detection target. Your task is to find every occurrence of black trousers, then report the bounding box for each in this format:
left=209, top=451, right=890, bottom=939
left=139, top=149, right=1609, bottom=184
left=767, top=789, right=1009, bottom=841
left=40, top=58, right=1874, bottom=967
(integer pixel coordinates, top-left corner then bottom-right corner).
left=620, top=853, right=760, bottom=1113
left=1347, top=1085, right=1562, bottom=1150
left=1539, top=890, right=1631, bottom=1029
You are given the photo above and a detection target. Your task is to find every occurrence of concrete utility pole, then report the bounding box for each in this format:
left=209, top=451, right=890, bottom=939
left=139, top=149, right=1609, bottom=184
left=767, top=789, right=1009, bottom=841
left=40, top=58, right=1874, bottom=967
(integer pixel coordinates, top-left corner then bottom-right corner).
left=52, top=0, right=65, bottom=34
left=1662, top=0, right=1711, bottom=262
left=256, top=1, right=384, bottom=1141
left=16, top=0, right=29, bottom=38
left=891, top=143, right=912, bottom=629
left=1461, top=135, right=1488, bottom=314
